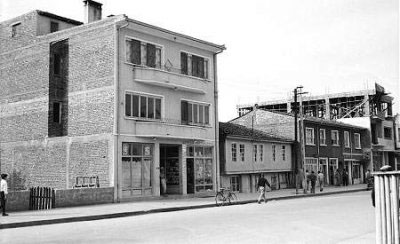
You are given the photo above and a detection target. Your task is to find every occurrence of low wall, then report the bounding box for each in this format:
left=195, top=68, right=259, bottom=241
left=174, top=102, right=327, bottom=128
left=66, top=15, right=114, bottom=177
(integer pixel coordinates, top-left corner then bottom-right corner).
left=55, top=187, right=114, bottom=208
left=6, top=187, right=114, bottom=212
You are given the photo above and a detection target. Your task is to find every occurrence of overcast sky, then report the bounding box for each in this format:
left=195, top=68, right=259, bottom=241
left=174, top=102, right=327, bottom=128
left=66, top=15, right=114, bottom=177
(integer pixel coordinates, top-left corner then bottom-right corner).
left=1, top=0, right=398, bottom=121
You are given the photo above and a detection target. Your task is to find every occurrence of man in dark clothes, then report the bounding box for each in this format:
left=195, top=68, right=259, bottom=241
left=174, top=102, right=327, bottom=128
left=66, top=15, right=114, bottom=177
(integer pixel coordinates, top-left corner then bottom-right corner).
left=309, top=171, right=317, bottom=194
left=257, top=174, right=271, bottom=204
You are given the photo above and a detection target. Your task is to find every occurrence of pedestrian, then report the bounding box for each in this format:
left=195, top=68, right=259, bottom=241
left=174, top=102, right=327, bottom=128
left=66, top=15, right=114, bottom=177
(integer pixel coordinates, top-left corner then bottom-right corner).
left=343, top=170, right=348, bottom=186
left=317, top=171, right=324, bottom=192
left=296, top=168, right=305, bottom=194
left=0, top=173, right=9, bottom=216
left=365, top=169, right=373, bottom=188
left=309, top=171, right=317, bottom=194
left=334, top=169, right=340, bottom=186
left=305, top=170, right=310, bottom=194
left=257, top=174, right=271, bottom=204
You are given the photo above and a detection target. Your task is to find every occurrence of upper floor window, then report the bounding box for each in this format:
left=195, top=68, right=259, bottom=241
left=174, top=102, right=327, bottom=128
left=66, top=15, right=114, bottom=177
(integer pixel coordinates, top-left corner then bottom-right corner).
left=231, top=143, right=237, bottom=162
left=282, top=145, right=286, bottom=161
left=239, top=144, right=245, bottom=162
left=11, top=22, right=21, bottom=37
left=125, top=93, right=162, bottom=120
left=272, top=145, right=276, bottom=161
left=181, top=52, right=209, bottom=79
left=306, top=127, right=315, bottom=145
left=126, top=38, right=162, bottom=68
left=319, top=129, right=326, bottom=145
left=344, top=131, right=350, bottom=148
left=384, top=127, right=392, bottom=139
left=50, top=21, right=59, bottom=33
left=354, top=133, right=361, bottom=149
left=253, top=145, right=257, bottom=162
left=259, top=145, right=263, bottom=162
left=331, top=130, right=339, bottom=146
left=181, top=101, right=210, bottom=126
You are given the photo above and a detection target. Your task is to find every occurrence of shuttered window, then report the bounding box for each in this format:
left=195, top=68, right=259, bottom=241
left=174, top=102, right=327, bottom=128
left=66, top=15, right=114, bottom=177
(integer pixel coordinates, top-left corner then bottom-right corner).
left=126, top=39, right=161, bottom=68
left=180, top=52, right=209, bottom=79
left=181, top=52, right=188, bottom=75
left=146, top=43, right=156, bottom=67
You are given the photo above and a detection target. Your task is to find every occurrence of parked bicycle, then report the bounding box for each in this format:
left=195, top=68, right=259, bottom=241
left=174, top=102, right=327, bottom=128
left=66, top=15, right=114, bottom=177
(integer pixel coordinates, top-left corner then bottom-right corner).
left=215, top=188, right=238, bottom=206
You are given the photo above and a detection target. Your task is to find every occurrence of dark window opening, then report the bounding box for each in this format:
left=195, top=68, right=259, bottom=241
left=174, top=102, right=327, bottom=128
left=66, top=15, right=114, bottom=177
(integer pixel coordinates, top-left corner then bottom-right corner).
left=11, top=23, right=21, bottom=37
left=146, top=43, right=156, bottom=68
left=181, top=52, right=188, bottom=75
left=53, top=53, right=61, bottom=75
left=53, top=102, right=61, bottom=123
left=50, top=21, right=59, bottom=33
left=384, top=127, right=392, bottom=139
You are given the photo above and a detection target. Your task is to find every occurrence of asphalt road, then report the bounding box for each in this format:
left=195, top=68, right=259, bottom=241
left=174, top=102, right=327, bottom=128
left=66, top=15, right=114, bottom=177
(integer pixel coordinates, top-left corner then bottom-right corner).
left=0, top=191, right=375, bottom=244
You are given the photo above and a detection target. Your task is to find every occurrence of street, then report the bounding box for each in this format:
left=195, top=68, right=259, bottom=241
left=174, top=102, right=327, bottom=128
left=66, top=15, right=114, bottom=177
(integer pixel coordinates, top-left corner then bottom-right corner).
left=0, top=191, right=375, bottom=244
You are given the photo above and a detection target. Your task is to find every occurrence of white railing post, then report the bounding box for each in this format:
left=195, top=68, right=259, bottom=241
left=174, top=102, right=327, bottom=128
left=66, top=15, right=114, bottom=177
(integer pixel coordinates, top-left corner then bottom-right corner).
left=391, top=175, right=399, bottom=244
left=384, top=176, right=392, bottom=241
left=375, top=175, right=383, bottom=243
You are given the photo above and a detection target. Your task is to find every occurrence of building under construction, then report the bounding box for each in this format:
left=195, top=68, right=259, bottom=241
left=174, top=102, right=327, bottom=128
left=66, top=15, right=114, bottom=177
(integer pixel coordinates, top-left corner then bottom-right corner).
left=237, top=83, right=400, bottom=170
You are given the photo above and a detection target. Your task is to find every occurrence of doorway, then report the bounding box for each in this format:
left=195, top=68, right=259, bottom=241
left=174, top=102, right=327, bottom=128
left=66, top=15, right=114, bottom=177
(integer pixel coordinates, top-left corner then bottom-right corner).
left=186, top=158, right=194, bottom=194
left=160, top=145, right=180, bottom=194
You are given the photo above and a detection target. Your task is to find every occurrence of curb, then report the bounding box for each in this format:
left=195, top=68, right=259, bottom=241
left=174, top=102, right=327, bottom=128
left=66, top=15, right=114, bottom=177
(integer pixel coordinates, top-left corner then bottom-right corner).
left=0, top=188, right=368, bottom=230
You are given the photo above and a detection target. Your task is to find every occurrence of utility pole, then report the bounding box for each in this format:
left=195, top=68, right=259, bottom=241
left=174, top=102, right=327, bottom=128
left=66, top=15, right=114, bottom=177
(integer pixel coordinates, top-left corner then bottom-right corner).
left=294, top=86, right=307, bottom=194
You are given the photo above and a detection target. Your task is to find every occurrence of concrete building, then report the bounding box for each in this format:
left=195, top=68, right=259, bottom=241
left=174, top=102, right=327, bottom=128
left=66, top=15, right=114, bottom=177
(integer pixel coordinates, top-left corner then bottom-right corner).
left=237, top=84, right=399, bottom=171
left=219, top=122, right=293, bottom=193
left=230, top=110, right=371, bottom=186
left=0, top=0, right=225, bottom=201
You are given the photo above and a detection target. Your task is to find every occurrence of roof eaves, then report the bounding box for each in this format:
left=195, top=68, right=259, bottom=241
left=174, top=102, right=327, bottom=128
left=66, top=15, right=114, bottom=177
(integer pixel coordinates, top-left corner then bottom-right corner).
left=36, top=10, right=83, bottom=25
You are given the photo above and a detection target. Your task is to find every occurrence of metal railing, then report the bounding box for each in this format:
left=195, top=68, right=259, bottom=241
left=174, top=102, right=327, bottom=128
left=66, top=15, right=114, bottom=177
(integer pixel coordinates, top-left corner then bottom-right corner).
left=373, top=171, right=400, bottom=244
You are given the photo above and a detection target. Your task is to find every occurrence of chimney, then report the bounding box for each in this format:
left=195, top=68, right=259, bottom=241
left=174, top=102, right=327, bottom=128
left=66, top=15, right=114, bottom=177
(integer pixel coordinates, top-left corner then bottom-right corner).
left=83, top=0, right=102, bottom=23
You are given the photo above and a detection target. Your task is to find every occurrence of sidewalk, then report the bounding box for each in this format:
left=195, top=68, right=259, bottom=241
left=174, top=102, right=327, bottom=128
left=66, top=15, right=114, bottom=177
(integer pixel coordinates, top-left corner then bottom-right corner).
left=0, top=184, right=369, bottom=229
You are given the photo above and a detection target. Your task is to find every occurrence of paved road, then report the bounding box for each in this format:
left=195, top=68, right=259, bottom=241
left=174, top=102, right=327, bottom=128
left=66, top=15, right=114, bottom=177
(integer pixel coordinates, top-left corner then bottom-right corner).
left=0, top=191, right=375, bottom=244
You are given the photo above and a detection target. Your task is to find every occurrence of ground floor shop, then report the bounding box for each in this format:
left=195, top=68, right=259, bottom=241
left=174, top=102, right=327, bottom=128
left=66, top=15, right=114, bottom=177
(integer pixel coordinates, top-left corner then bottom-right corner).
left=220, top=171, right=293, bottom=193
left=119, top=139, right=217, bottom=200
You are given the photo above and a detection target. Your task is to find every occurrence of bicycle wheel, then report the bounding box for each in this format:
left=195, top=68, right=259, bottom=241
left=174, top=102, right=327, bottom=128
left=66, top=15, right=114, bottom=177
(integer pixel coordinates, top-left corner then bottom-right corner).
left=215, top=192, right=225, bottom=206
left=228, top=192, right=238, bottom=205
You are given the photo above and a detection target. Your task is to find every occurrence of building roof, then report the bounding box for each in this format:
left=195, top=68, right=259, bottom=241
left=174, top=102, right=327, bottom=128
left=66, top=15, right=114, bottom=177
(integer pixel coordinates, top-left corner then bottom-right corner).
left=36, top=10, right=83, bottom=25
left=219, top=122, right=293, bottom=143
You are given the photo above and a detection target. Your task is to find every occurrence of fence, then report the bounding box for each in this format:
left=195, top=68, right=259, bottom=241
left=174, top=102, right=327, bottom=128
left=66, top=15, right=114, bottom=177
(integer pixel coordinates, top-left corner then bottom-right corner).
left=29, top=187, right=55, bottom=210
left=373, top=171, right=400, bottom=244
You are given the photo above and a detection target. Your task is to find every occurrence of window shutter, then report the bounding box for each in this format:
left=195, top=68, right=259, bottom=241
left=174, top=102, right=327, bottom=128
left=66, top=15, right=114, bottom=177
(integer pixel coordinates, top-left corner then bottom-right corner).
left=130, top=39, right=141, bottom=65
left=146, top=43, right=156, bottom=67
left=198, top=56, right=204, bottom=78
left=181, top=52, right=188, bottom=75
left=191, top=55, right=198, bottom=77
left=181, top=101, right=188, bottom=124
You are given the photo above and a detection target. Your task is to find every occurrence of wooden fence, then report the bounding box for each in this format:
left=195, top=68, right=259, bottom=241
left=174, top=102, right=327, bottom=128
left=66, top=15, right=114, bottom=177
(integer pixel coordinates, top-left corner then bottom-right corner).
left=373, top=171, right=400, bottom=244
left=29, top=187, right=55, bottom=210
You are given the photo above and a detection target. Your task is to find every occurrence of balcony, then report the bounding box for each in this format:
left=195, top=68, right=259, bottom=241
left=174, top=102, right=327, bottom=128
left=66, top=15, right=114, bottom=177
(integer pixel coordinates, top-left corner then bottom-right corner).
left=372, top=137, right=395, bottom=150
left=371, top=111, right=385, bottom=121
left=132, top=65, right=209, bottom=95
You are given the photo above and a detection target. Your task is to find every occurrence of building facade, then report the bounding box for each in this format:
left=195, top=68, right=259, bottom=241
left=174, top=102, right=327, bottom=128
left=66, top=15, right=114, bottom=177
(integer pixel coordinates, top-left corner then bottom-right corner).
left=0, top=1, right=225, bottom=200
left=219, top=122, right=293, bottom=193
left=230, top=110, right=371, bottom=186
left=236, top=85, right=399, bottom=171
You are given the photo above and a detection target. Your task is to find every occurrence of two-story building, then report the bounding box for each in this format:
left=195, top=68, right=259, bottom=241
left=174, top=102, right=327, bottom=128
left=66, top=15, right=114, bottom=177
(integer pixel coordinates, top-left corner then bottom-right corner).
left=219, top=122, right=293, bottom=193
left=230, top=109, right=371, bottom=186
left=0, top=0, right=225, bottom=200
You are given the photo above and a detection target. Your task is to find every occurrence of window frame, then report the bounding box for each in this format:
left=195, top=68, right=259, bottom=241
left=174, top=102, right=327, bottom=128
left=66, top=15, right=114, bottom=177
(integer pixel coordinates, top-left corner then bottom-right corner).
left=125, top=36, right=164, bottom=69
left=180, top=50, right=210, bottom=80
left=344, top=131, right=350, bottom=148
left=10, top=22, right=21, bottom=37
left=305, top=127, right=315, bottom=145
left=281, top=145, right=286, bottom=161
left=272, top=144, right=276, bottom=161
left=319, top=129, right=326, bottom=146
left=384, top=127, right=392, bottom=139
left=253, top=145, right=257, bottom=162
left=331, top=130, right=339, bottom=146
left=231, top=143, right=237, bottom=162
left=239, top=144, right=245, bottom=162
left=181, top=99, right=211, bottom=126
left=259, top=144, right=263, bottom=162
left=125, top=91, right=163, bottom=121
left=50, top=21, right=59, bottom=33
left=354, top=133, right=361, bottom=149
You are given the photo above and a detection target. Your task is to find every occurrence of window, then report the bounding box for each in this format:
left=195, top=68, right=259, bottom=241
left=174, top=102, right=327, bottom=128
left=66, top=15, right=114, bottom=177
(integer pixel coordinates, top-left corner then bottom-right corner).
left=259, top=145, right=263, bottom=162
left=253, top=145, right=257, bottom=162
left=344, top=131, right=350, bottom=148
left=126, top=38, right=161, bottom=68
left=186, top=146, right=213, bottom=192
left=319, top=129, right=326, bottom=145
left=181, top=101, right=210, bottom=125
left=304, top=158, right=318, bottom=173
left=384, top=127, right=392, bottom=139
left=272, top=145, right=276, bottom=161
left=180, top=52, right=209, bottom=79
left=53, top=102, right=62, bottom=123
left=239, top=144, right=245, bottom=162
left=11, top=23, right=21, bottom=37
left=125, top=93, right=161, bottom=120
left=50, top=21, right=59, bottom=33
left=331, top=130, right=339, bottom=145
left=282, top=145, right=286, bottom=161
left=231, top=143, right=237, bottom=162
left=306, top=127, right=315, bottom=145
left=230, top=176, right=240, bottom=192
left=354, top=133, right=361, bottom=149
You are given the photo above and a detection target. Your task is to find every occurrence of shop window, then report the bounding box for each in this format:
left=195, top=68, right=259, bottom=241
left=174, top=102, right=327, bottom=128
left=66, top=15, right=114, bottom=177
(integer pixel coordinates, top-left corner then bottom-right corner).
left=304, top=158, right=318, bottom=173
left=186, top=146, right=213, bottom=193
left=125, top=93, right=161, bottom=120
left=230, top=176, right=240, bottom=192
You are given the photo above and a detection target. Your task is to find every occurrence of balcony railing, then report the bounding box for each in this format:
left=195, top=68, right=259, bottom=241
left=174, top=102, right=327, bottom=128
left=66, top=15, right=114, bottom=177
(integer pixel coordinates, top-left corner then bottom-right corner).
left=133, top=117, right=210, bottom=128
left=132, top=63, right=209, bottom=80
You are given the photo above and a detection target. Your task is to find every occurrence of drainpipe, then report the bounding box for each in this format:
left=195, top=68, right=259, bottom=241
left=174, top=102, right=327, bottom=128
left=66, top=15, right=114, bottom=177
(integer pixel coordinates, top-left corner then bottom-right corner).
left=113, top=17, right=129, bottom=203
left=213, top=49, right=223, bottom=190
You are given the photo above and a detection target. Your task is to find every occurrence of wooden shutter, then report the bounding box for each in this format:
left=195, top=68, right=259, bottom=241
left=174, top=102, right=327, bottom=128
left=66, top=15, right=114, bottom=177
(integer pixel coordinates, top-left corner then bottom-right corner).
left=181, top=101, right=188, bottom=124
left=146, top=43, right=156, bottom=67
left=198, top=56, right=204, bottom=78
left=130, top=39, right=141, bottom=65
left=181, top=52, right=188, bottom=75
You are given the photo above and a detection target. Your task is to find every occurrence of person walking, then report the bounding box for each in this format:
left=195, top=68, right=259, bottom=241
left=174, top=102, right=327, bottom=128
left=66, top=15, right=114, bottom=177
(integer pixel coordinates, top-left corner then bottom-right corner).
left=309, top=171, right=317, bottom=194
left=343, top=170, right=349, bottom=186
left=305, top=170, right=310, bottom=194
left=257, top=174, right=271, bottom=204
left=317, top=171, right=324, bottom=192
left=0, top=173, right=9, bottom=216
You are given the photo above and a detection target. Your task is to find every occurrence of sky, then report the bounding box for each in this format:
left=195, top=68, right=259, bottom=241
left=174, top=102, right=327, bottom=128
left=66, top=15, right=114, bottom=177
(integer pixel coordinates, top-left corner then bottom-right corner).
left=1, top=0, right=398, bottom=122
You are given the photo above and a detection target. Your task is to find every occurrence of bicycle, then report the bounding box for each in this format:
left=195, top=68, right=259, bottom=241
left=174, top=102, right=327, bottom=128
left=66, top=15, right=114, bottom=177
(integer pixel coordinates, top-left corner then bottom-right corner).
left=215, top=188, right=238, bottom=206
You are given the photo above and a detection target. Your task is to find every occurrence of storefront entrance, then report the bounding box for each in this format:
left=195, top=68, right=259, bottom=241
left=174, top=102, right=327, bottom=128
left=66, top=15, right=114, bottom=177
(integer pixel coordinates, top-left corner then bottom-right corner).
left=160, top=145, right=180, bottom=195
